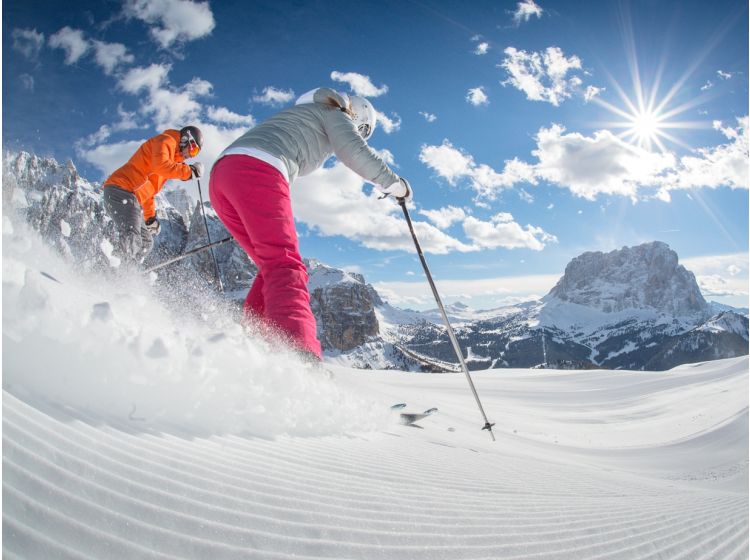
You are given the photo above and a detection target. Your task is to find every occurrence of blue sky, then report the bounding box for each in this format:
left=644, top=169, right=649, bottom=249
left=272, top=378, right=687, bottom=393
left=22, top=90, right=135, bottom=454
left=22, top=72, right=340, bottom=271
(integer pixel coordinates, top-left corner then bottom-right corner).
left=5, top=0, right=749, bottom=309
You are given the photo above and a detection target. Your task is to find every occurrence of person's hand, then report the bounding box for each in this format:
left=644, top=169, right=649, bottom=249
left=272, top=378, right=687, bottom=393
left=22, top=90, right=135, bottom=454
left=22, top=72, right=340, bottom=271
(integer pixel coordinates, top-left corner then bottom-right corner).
left=382, top=178, right=412, bottom=201
left=189, top=162, right=204, bottom=179
left=145, top=217, right=161, bottom=236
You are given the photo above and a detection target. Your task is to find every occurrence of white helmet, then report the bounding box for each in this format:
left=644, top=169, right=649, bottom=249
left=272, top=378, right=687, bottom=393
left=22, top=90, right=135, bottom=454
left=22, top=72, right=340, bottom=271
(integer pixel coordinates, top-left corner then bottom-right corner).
left=349, top=96, right=377, bottom=140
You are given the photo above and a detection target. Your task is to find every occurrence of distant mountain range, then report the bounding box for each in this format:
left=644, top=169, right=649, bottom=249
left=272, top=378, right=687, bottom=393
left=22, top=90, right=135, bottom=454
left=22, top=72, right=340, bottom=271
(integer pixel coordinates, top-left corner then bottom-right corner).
left=4, top=151, right=748, bottom=372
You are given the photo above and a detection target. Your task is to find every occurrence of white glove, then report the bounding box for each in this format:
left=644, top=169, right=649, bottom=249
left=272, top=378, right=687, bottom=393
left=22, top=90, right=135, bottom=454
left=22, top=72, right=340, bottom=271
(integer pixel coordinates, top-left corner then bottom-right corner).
left=189, top=162, right=204, bottom=179
left=381, top=178, right=412, bottom=201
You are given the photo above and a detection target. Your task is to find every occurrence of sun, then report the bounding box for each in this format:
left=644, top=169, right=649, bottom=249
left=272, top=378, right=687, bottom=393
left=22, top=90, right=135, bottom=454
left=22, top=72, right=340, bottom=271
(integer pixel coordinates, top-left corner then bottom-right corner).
left=591, top=79, right=707, bottom=154
left=627, top=109, right=664, bottom=149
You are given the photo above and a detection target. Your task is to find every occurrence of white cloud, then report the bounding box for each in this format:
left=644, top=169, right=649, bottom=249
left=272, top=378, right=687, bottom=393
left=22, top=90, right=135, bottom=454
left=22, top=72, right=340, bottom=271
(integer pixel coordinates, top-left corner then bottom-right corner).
left=78, top=105, right=141, bottom=147
left=92, top=40, right=134, bottom=74
left=146, top=87, right=204, bottom=128
left=419, top=140, right=536, bottom=198
left=120, top=63, right=171, bottom=93
left=466, top=86, right=489, bottom=106
left=701, top=80, right=714, bottom=91
left=717, top=70, right=733, bottom=80
left=419, top=206, right=467, bottom=229
left=463, top=213, right=556, bottom=251
left=532, top=124, right=675, bottom=199
left=518, top=188, right=534, bottom=203
left=79, top=139, right=145, bottom=179
left=12, top=28, right=45, bottom=60
left=373, top=273, right=559, bottom=310
left=681, top=253, right=749, bottom=304
left=252, top=86, right=295, bottom=106
left=117, top=64, right=214, bottom=129
left=19, top=74, right=35, bottom=91
left=419, top=111, right=437, bottom=123
left=375, top=110, right=401, bottom=134
left=124, top=0, right=215, bottom=48
left=659, top=116, right=748, bottom=195
left=584, top=85, right=604, bottom=103
left=474, top=42, right=489, bottom=55
left=513, top=0, right=544, bottom=25
left=207, top=106, right=255, bottom=126
left=330, top=71, right=388, bottom=97
left=501, top=46, right=583, bottom=106
left=49, top=27, right=90, bottom=64
left=184, top=77, right=213, bottom=96
left=292, top=162, right=474, bottom=254
left=421, top=118, right=747, bottom=202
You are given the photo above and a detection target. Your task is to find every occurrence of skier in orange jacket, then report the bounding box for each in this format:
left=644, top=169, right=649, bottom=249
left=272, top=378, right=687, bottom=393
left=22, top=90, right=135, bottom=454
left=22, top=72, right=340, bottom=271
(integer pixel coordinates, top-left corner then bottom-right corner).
left=102, top=126, right=203, bottom=264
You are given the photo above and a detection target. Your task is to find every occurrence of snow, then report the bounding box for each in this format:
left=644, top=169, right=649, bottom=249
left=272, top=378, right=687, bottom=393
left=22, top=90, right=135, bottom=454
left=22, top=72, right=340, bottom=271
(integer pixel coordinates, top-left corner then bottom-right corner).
left=3, top=213, right=749, bottom=559
left=697, top=312, right=748, bottom=336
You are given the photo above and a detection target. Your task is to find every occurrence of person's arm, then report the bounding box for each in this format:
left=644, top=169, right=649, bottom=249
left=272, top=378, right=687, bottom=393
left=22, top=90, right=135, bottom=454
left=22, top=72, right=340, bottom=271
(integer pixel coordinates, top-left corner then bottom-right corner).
left=150, top=134, right=193, bottom=180
left=322, top=110, right=399, bottom=188
left=142, top=193, right=157, bottom=221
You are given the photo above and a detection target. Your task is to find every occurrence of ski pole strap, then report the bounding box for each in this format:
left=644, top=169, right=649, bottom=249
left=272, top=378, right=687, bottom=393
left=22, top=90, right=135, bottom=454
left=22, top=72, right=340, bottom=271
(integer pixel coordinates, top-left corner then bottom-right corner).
left=398, top=198, right=496, bottom=442
left=144, top=236, right=234, bottom=273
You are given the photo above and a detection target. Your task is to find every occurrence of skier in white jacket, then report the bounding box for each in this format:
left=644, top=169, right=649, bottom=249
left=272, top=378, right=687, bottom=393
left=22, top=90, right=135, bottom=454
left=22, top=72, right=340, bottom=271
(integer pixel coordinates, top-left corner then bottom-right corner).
left=210, top=88, right=410, bottom=360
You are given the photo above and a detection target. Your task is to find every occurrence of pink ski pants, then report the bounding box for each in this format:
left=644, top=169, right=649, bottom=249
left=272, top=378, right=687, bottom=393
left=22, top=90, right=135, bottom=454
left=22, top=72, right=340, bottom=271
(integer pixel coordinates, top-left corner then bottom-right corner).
left=209, top=155, right=322, bottom=359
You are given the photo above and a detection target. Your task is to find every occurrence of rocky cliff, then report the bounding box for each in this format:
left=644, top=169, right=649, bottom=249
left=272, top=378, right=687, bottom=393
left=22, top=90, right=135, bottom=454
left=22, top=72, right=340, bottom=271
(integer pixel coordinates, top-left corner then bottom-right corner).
left=548, top=242, right=708, bottom=316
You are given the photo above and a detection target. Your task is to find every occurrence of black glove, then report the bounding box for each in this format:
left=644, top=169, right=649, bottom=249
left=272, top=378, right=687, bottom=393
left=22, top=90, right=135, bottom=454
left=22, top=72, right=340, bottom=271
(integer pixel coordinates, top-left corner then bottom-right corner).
left=145, top=217, right=161, bottom=236
left=189, top=162, right=204, bottom=179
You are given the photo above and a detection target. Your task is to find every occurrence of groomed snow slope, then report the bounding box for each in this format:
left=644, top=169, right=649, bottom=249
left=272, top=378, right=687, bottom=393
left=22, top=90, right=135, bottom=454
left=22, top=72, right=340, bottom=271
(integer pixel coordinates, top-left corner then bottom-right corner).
left=3, top=217, right=748, bottom=559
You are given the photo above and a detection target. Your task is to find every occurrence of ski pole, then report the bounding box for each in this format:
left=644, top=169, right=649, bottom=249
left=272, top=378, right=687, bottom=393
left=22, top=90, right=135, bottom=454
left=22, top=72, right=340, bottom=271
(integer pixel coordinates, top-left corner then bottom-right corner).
left=144, top=236, right=234, bottom=273
left=398, top=197, right=496, bottom=441
left=196, top=177, right=224, bottom=293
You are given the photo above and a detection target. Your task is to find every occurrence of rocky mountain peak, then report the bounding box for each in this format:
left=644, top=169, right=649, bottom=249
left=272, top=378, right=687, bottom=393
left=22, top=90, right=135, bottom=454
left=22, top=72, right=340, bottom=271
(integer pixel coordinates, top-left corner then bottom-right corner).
left=547, top=241, right=709, bottom=316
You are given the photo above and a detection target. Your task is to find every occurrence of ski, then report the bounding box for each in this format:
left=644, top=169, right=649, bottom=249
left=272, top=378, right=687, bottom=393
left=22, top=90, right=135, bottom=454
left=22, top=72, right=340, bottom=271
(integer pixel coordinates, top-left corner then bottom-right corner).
left=391, top=403, right=438, bottom=426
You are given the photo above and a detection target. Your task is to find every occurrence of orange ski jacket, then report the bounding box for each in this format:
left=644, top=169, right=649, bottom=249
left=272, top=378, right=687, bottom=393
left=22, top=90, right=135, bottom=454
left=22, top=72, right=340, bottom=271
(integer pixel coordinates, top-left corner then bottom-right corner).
left=103, top=129, right=192, bottom=220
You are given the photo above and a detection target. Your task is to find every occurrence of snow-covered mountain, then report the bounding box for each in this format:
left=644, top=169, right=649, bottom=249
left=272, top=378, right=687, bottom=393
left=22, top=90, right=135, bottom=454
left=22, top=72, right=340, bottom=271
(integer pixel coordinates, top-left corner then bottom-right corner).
left=548, top=241, right=708, bottom=315
left=380, top=243, right=747, bottom=371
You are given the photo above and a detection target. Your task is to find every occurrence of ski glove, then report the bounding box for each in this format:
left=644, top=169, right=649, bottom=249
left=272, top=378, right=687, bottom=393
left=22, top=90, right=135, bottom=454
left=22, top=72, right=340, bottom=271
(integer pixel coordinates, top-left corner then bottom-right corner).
left=145, top=217, right=161, bottom=236
left=382, top=178, right=412, bottom=201
left=189, top=162, right=204, bottom=179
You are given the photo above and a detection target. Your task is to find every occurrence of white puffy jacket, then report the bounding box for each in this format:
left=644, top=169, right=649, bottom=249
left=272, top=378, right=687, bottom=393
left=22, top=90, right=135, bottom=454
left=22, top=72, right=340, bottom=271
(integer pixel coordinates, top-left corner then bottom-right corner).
left=220, top=88, right=399, bottom=187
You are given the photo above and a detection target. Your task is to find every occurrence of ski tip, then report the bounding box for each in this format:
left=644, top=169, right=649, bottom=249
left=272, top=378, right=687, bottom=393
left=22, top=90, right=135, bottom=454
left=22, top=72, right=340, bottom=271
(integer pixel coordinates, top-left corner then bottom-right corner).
left=390, top=403, right=407, bottom=411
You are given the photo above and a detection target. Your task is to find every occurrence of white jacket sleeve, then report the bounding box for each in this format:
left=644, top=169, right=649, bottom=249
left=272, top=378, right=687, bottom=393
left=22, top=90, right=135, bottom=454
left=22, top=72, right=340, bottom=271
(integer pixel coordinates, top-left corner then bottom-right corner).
left=322, top=109, right=399, bottom=188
